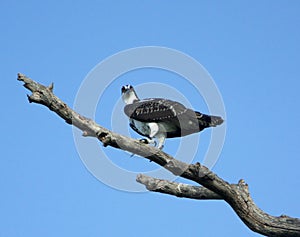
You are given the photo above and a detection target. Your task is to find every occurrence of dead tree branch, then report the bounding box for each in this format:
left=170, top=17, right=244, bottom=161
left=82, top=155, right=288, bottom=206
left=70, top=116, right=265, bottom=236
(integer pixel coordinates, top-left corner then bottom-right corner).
left=18, top=73, right=300, bottom=237
left=136, top=174, right=222, bottom=200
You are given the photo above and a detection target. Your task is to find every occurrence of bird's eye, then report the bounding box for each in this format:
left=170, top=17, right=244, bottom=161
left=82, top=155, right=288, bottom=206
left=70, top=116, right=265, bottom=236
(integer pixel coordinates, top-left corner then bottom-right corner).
left=121, top=85, right=133, bottom=93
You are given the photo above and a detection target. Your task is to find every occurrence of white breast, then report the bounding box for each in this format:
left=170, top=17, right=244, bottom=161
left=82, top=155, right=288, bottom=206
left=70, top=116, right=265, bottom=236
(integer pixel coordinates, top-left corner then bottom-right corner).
left=130, top=119, right=160, bottom=138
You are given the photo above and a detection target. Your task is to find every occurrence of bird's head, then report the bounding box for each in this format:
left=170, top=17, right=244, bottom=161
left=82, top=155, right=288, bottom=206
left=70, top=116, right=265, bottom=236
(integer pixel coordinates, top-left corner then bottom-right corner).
left=121, top=85, right=139, bottom=104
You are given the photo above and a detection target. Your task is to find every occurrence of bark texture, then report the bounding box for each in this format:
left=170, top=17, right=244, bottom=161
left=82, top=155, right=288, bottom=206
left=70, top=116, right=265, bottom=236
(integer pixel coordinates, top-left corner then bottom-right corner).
left=18, top=73, right=300, bottom=237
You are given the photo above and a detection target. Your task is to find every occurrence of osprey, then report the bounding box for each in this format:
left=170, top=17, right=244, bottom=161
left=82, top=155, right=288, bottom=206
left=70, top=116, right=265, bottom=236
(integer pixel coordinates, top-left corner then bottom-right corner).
left=121, top=85, right=223, bottom=149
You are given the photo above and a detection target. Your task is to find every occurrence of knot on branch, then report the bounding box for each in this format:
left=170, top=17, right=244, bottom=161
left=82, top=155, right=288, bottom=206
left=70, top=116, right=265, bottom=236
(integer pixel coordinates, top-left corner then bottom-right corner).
left=238, top=179, right=250, bottom=195
left=97, top=131, right=111, bottom=147
left=27, top=90, right=50, bottom=106
left=188, top=162, right=213, bottom=181
left=48, top=82, right=54, bottom=92
left=82, top=130, right=96, bottom=137
left=136, top=174, right=160, bottom=191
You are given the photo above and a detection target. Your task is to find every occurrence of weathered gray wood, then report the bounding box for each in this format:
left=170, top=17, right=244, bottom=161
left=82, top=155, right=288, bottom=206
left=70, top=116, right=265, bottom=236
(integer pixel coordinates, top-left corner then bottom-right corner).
left=136, top=174, right=222, bottom=200
left=18, top=73, right=300, bottom=237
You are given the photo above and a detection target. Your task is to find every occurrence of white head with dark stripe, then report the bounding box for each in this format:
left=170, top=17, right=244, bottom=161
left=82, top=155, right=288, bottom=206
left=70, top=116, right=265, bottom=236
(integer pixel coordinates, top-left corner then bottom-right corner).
left=121, top=85, right=140, bottom=104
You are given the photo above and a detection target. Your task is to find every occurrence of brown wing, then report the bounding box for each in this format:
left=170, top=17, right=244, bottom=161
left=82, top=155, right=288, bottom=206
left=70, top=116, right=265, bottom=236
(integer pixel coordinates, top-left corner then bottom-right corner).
left=124, top=98, right=187, bottom=122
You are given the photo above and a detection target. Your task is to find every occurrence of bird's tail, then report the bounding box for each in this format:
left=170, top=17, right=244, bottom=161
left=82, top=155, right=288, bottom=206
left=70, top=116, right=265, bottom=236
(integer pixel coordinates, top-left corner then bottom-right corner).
left=195, top=112, right=224, bottom=128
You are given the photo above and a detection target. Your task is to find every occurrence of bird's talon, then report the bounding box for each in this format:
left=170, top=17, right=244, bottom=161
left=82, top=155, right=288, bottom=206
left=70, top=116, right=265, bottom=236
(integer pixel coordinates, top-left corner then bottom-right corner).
left=139, top=138, right=149, bottom=144
left=158, top=145, right=164, bottom=150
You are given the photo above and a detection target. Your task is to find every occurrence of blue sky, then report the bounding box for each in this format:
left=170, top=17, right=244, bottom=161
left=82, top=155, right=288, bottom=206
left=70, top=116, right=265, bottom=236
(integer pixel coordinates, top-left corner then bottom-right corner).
left=1, top=1, right=300, bottom=236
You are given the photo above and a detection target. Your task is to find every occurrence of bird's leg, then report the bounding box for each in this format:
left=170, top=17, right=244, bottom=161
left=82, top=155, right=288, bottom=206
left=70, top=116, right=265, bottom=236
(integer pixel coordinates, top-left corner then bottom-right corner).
left=139, top=138, right=156, bottom=145
left=138, top=123, right=158, bottom=147
left=148, top=123, right=159, bottom=136
left=155, top=133, right=166, bottom=149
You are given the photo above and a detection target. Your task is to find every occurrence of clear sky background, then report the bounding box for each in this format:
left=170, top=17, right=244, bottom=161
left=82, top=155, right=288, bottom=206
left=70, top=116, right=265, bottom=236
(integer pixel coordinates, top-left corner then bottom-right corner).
left=1, top=1, right=300, bottom=236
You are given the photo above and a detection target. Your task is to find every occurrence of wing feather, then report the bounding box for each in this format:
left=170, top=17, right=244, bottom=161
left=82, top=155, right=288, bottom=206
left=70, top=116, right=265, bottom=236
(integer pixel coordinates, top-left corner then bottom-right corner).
left=124, top=98, right=187, bottom=122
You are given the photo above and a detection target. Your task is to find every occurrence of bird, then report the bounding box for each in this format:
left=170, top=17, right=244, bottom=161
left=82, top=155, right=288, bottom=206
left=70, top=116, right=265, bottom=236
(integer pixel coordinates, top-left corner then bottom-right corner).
left=121, top=85, right=224, bottom=149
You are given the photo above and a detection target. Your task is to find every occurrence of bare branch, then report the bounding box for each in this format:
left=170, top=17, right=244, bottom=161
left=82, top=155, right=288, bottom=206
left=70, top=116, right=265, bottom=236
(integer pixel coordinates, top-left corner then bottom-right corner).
left=136, top=174, right=222, bottom=200
left=18, top=73, right=300, bottom=237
